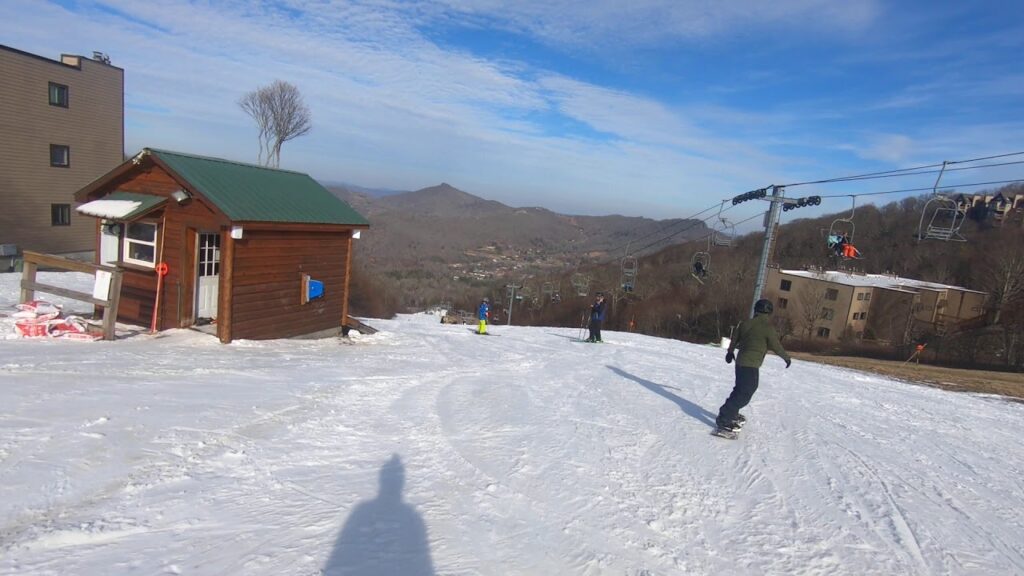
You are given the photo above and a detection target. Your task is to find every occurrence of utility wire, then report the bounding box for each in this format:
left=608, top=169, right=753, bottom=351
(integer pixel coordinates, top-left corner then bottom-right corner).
left=783, top=160, right=1024, bottom=185
left=783, top=151, right=1024, bottom=188
left=604, top=200, right=727, bottom=259
left=812, top=178, right=1024, bottom=200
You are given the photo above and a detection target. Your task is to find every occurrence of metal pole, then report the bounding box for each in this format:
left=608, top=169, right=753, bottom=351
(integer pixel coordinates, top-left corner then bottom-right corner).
left=750, top=185, right=785, bottom=318
left=506, top=283, right=520, bottom=326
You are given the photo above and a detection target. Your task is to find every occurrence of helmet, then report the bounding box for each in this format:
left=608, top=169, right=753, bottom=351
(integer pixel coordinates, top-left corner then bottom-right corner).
left=754, top=299, right=773, bottom=315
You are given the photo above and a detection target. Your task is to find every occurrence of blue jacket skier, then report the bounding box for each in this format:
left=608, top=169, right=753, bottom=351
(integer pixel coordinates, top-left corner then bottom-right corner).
left=716, top=299, right=791, bottom=433
left=477, top=298, right=490, bottom=334
left=587, top=293, right=606, bottom=342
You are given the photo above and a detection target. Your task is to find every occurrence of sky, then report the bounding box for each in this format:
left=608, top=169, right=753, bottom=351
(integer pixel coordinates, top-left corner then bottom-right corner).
left=3, top=0, right=1023, bottom=221
left=3, top=274, right=1024, bottom=574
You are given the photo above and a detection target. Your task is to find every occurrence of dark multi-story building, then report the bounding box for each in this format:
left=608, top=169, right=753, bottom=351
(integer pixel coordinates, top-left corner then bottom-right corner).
left=0, top=44, right=123, bottom=265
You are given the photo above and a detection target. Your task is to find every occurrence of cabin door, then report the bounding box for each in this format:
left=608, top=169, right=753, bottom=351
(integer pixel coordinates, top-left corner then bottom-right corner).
left=195, top=232, right=220, bottom=320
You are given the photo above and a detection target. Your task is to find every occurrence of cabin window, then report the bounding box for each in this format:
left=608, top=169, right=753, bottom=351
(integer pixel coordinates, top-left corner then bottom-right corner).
left=50, top=144, right=70, bottom=167
left=48, top=82, right=69, bottom=107
left=123, top=221, right=158, bottom=267
left=51, top=204, right=71, bottom=226
left=780, top=279, right=792, bottom=291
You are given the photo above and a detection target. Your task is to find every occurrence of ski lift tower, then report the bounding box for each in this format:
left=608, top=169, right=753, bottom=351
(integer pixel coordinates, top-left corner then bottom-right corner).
left=505, top=282, right=522, bottom=325
left=738, top=185, right=821, bottom=318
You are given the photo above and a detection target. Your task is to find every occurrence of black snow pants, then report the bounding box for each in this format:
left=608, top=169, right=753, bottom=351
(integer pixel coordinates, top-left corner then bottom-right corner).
left=588, top=319, right=602, bottom=342
left=717, top=365, right=759, bottom=426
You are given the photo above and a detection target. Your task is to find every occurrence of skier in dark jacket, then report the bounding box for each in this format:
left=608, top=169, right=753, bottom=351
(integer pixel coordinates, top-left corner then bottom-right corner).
left=717, top=298, right=791, bottom=431
left=587, top=293, right=606, bottom=342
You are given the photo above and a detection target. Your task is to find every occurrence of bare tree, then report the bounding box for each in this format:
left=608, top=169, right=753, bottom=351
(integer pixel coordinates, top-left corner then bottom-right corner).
left=982, top=239, right=1024, bottom=325
left=238, top=80, right=312, bottom=167
left=796, top=284, right=827, bottom=340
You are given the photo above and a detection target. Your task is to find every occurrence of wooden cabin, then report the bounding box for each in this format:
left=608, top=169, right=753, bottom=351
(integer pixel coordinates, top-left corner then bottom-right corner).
left=73, top=148, right=369, bottom=343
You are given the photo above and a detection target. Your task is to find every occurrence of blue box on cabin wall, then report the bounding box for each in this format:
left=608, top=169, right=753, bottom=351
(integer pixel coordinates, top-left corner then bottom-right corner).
left=307, top=279, right=324, bottom=301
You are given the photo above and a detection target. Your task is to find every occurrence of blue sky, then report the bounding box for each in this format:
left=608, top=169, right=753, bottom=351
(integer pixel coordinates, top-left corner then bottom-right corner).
left=3, top=0, right=1023, bottom=223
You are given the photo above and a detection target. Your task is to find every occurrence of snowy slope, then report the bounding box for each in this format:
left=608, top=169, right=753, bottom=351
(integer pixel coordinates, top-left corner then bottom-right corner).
left=1, top=272, right=1023, bottom=575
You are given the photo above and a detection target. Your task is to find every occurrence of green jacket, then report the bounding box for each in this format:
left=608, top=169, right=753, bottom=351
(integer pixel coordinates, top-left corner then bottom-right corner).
left=728, top=314, right=791, bottom=368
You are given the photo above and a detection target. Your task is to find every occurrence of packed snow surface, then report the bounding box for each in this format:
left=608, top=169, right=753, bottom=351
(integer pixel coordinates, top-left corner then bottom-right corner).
left=1, top=272, right=1023, bottom=575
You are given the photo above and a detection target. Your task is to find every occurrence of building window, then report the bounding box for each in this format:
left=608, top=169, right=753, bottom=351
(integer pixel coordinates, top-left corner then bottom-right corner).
left=50, top=144, right=70, bottom=167
left=857, top=293, right=864, bottom=301
left=48, top=82, right=69, bottom=107
left=51, top=204, right=71, bottom=226
left=780, top=279, right=792, bottom=291
left=856, top=331, right=864, bottom=338
left=123, top=221, right=158, bottom=267
left=864, top=292, right=871, bottom=301
left=778, top=298, right=788, bottom=309
left=817, top=327, right=831, bottom=338
left=825, top=288, right=839, bottom=301
left=821, top=307, right=835, bottom=320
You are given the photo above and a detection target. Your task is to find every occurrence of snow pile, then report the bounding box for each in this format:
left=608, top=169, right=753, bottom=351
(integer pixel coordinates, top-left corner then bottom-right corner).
left=1, top=271, right=1022, bottom=575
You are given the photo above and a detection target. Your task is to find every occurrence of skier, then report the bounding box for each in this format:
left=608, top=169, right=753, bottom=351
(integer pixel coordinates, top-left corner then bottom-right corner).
left=586, top=293, right=606, bottom=342
left=715, top=298, right=791, bottom=436
left=842, top=240, right=862, bottom=259
left=693, top=260, right=707, bottom=279
left=477, top=297, right=490, bottom=335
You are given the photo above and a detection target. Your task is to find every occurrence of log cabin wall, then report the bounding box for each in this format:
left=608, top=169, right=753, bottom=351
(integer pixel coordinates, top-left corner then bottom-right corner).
left=231, top=229, right=352, bottom=340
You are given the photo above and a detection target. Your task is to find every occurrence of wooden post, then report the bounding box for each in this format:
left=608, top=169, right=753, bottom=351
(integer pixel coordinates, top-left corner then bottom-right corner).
left=341, top=231, right=354, bottom=328
left=20, top=258, right=38, bottom=304
left=218, top=232, right=234, bottom=344
left=102, top=270, right=123, bottom=340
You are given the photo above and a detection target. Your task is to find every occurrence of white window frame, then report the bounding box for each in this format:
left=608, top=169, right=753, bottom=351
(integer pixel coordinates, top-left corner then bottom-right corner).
left=123, top=221, right=158, bottom=268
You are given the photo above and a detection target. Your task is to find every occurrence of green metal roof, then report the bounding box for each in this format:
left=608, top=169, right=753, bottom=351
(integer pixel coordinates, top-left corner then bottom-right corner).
left=147, top=148, right=369, bottom=226
left=77, top=191, right=167, bottom=220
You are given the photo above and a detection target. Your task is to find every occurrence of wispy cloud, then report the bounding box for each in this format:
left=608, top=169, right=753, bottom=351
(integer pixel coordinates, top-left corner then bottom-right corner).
left=1, top=0, right=1020, bottom=218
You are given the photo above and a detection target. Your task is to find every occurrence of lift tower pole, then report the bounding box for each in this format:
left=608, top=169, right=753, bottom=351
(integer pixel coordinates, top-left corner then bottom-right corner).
left=750, top=185, right=785, bottom=318
left=505, top=283, right=521, bottom=326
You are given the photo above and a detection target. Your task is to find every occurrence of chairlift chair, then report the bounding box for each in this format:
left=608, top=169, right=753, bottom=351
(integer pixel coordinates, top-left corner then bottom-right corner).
left=827, top=196, right=856, bottom=246
left=712, top=202, right=735, bottom=247
left=571, top=273, right=590, bottom=297
left=690, top=251, right=710, bottom=284
left=620, top=255, right=638, bottom=293
left=917, top=161, right=967, bottom=242
left=918, top=195, right=967, bottom=241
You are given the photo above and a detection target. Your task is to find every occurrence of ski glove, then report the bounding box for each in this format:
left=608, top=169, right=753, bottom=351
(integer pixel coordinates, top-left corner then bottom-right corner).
left=785, top=358, right=792, bottom=368
left=725, top=350, right=734, bottom=364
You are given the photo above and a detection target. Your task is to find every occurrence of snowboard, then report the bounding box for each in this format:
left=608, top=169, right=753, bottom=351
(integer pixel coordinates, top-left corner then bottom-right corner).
left=711, top=427, right=739, bottom=440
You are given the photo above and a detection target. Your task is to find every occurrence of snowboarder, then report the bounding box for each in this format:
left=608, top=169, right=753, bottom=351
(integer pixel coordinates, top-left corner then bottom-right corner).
left=477, top=297, right=490, bottom=335
left=587, top=293, right=606, bottom=342
left=715, top=298, right=791, bottom=437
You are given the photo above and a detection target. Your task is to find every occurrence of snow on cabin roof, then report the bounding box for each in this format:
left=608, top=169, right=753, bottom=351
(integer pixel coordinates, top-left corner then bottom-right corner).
left=76, top=191, right=166, bottom=220
left=780, top=269, right=986, bottom=294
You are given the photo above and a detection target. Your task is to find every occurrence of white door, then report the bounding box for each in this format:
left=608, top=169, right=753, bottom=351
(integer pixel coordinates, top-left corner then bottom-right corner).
left=196, top=233, right=220, bottom=319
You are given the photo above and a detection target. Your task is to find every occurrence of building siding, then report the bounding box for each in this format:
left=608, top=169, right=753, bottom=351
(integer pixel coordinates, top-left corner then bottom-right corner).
left=766, top=268, right=987, bottom=344
left=231, top=230, right=352, bottom=340
left=0, top=46, right=123, bottom=255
